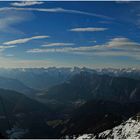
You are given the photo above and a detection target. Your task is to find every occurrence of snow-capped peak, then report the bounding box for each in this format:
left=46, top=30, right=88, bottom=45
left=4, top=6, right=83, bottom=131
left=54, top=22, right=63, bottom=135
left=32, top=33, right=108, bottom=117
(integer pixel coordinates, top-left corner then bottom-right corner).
left=77, top=114, right=140, bottom=139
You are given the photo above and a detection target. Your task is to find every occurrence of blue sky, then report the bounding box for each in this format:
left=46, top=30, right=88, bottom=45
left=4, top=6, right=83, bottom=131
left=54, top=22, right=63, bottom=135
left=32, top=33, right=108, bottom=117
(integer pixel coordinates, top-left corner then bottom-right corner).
left=0, top=1, right=140, bottom=68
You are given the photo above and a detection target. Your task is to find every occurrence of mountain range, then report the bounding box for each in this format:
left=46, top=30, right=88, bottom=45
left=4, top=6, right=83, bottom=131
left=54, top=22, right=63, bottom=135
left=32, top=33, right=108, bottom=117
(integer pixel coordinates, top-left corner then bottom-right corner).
left=0, top=67, right=139, bottom=90
left=0, top=67, right=139, bottom=138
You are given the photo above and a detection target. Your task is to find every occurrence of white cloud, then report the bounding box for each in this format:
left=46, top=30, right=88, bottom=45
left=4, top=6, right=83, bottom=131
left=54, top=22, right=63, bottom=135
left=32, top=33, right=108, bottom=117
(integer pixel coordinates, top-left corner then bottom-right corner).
left=0, top=45, right=16, bottom=52
left=0, top=57, right=52, bottom=68
left=3, top=36, right=49, bottom=45
left=70, top=27, right=108, bottom=32
left=0, top=8, right=32, bottom=33
left=0, top=6, right=111, bottom=34
left=0, top=45, right=15, bottom=49
left=115, top=0, right=131, bottom=3
left=27, top=37, right=140, bottom=60
left=27, top=45, right=105, bottom=53
left=42, top=43, right=75, bottom=47
left=0, top=7, right=112, bottom=20
left=11, top=1, right=44, bottom=7
left=5, top=54, right=14, bottom=57
left=90, top=40, right=97, bottom=43
left=107, top=37, right=140, bottom=49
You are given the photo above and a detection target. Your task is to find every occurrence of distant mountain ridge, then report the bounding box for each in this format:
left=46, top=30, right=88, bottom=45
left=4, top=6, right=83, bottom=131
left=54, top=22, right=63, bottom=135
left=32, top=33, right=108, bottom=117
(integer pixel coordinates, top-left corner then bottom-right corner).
left=0, top=67, right=89, bottom=90
left=0, top=67, right=139, bottom=90
left=40, top=72, right=140, bottom=103
left=0, top=76, right=36, bottom=96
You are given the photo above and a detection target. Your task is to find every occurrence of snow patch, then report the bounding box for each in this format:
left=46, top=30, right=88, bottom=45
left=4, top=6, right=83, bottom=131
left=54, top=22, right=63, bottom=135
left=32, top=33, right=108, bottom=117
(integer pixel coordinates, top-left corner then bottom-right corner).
left=76, top=116, right=140, bottom=139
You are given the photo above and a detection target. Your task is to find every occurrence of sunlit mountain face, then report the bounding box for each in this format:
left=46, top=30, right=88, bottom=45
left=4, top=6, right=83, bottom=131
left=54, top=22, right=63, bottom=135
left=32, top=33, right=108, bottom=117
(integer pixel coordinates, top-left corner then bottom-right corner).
left=0, top=1, right=139, bottom=139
